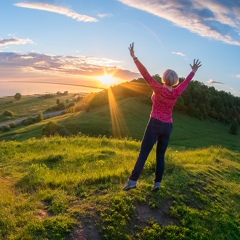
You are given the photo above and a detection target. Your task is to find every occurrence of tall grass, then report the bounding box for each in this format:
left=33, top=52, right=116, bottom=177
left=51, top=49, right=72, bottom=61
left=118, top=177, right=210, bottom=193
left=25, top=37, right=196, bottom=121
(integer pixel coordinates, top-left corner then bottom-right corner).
left=0, top=136, right=239, bottom=239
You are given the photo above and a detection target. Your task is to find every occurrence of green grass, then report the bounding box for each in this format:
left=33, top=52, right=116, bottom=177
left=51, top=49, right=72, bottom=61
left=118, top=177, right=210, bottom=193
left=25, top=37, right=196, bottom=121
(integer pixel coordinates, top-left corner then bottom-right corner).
left=0, top=136, right=239, bottom=239
left=1, top=97, right=239, bottom=152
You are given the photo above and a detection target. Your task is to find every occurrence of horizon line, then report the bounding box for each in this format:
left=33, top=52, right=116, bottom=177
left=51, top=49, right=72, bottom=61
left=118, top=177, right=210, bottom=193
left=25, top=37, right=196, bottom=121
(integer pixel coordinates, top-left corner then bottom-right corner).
left=3, top=80, right=107, bottom=90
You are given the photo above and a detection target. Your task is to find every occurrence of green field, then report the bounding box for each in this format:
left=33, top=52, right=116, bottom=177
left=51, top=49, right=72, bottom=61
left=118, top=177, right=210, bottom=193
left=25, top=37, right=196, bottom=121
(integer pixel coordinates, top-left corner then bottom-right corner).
left=0, top=94, right=239, bottom=239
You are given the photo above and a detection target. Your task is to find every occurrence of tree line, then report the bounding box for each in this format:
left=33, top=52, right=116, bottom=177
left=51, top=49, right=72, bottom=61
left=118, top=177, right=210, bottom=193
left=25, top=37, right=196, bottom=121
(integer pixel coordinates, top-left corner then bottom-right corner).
left=81, top=76, right=240, bottom=131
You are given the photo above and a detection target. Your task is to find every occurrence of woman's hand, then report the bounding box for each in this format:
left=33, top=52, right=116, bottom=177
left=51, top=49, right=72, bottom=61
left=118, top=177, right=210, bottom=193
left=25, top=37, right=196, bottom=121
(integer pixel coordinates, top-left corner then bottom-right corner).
left=190, top=59, right=202, bottom=73
left=128, top=42, right=136, bottom=59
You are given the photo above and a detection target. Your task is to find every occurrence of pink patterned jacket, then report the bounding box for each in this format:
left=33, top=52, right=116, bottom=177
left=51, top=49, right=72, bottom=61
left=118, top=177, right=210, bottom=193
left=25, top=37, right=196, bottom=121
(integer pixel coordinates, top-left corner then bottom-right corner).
left=134, top=58, right=195, bottom=123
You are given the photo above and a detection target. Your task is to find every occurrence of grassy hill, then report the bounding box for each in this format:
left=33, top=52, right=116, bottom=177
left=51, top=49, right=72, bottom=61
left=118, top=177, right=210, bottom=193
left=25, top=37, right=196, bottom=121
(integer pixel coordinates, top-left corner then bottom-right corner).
left=0, top=96, right=239, bottom=151
left=0, top=92, right=239, bottom=239
left=0, top=136, right=239, bottom=239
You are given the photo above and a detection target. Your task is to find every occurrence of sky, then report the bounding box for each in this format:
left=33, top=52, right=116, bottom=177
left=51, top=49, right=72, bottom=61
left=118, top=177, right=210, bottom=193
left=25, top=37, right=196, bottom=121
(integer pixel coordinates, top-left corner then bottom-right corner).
left=1, top=0, right=240, bottom=97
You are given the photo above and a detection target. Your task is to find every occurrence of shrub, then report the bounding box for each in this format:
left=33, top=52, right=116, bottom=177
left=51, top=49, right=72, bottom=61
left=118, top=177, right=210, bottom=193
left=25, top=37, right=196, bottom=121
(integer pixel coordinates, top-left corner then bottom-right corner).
left=67, top=106, right=75, bottom=113
left=9, top=123, right=17, bottom=128
left=36, top=112, right=44, bottom=122
left=42, top=121, right=70, bottom=137
left=3, top=110, right=14, bottom=117
left=14, top=93, right=22, bottom=100
left=22, top=117, right=36, bottom=125
left=2, top=125, right=11, bottom=132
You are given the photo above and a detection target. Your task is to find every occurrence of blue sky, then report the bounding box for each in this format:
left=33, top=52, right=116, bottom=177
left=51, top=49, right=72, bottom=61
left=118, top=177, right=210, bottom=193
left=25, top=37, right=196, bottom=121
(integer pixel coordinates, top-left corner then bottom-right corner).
left=1, top=0, right=240, bottom=97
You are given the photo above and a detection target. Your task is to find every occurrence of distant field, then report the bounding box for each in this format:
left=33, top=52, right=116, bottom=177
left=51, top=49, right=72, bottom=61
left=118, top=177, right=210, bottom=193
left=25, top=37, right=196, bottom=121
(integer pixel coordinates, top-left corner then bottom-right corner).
left=0, top=93, right=83, bottom=120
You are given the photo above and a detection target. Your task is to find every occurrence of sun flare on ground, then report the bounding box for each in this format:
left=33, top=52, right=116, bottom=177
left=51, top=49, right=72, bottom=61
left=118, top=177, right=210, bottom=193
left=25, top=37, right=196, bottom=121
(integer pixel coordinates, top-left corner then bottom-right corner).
left=97, top=74, right=117, bottom=87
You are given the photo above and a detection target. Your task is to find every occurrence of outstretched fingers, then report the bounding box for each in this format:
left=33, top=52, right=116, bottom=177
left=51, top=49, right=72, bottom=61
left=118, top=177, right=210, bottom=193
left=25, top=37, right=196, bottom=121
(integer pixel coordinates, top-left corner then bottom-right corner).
left=194, top=59, right=202, bottom=67
left=128, top=42, right=134, bottom=51
left=190, top=59, right=202, bottom=73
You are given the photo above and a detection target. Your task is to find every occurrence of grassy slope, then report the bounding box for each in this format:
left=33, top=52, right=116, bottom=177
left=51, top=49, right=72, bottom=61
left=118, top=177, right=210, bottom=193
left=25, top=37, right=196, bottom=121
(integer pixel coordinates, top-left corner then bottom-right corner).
left=1, top=97, right=239, bottom=151
left=0, top=137, right=239, bottom=239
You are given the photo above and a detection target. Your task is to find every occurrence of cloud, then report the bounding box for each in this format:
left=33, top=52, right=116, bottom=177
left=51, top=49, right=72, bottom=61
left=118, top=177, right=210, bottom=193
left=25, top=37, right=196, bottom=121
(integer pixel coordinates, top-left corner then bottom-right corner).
left=97, top=13, right=113, bottom=18
left=14, top=2, right=98, bottom=22
left=0, top=52, right=139, bottom=81
left=172, top=52, right=186, bottom=57
left=233, top=74, right=240, bottom=79
left=0, top=37, right=33, bottom=46
left=208, top=79, right=224, bottom=84
left=119, top=0, right=240, bottom=46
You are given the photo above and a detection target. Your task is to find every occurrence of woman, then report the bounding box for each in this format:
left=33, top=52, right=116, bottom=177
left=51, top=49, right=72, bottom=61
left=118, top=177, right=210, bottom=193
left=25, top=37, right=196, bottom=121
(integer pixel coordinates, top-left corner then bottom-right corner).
left=123, top=42, right=201, bottom=191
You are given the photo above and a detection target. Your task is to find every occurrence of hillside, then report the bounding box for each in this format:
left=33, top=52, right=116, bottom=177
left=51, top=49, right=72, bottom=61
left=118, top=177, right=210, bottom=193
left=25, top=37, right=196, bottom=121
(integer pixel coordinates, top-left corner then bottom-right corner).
left=0, top=136, right=239, bottom=239
left=1, top=76, right=240, bottom=147
left=0, top=96, right=239, bottom=151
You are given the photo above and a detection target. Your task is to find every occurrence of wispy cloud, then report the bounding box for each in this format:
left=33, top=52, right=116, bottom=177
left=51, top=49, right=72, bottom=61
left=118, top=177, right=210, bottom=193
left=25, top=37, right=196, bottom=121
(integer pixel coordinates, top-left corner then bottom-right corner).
left=0, top=37, right=33, bottom=46
left=208, top=79, right=224, bottom=84
left=0, top=52, right=139, bottom=80
left=14, top=2, right=98, bottom=22
left=232, top=74, right=240, bottom=79
left=97, top=13, right=113, bottom=18
left=172, top=52, right=186, bottom=57
left=119, top=0, right=240, bottom=46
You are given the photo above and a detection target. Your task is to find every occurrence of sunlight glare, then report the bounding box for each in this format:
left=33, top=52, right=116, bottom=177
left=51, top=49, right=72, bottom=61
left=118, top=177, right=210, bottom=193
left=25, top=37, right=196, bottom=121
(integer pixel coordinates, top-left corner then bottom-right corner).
left=97, top=74, right=117, bottom=87
left=107, top=87, right=129, bottom=138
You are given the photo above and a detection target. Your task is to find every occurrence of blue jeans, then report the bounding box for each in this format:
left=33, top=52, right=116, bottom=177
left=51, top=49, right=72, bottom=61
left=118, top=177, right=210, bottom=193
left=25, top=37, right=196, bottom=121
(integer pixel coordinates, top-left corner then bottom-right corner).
left=129, top=117, right=173, bottom=182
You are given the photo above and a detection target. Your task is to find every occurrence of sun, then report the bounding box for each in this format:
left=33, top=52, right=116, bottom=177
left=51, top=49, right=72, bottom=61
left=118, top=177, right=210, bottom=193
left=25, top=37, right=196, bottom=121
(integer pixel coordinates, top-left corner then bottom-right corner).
left=97, top=74, right=117, bottom=86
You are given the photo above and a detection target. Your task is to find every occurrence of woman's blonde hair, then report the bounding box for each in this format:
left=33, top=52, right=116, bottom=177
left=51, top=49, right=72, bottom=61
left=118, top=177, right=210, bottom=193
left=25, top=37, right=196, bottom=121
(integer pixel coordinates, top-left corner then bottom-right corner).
left=162, top=69, right=179, bottom=86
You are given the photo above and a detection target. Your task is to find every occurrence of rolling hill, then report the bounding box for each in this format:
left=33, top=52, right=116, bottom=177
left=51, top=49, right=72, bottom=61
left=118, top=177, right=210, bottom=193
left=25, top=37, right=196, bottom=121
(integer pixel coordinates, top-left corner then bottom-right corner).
left=0, top=95, right=239, bottom=151
left=0, top=89, right=239, bottom=239
left=0, top=136, right=239, bottom=239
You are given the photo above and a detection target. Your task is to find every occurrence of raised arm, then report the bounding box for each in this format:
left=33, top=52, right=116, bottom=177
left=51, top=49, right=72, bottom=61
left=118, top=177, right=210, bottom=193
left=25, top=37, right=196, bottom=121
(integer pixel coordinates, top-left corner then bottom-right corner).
left=129, top=42, right=161, bottom=91
left=175, top=59, right=202, bottom=95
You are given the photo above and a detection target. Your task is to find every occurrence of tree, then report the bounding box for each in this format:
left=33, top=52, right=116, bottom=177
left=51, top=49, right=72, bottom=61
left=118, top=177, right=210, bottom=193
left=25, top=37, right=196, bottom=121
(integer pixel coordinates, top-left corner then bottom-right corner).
left=36, top=111, right=44, bottom=122
left=14, top=93, right=22, bottom=100
left=229, top=118, right=238, bottom=135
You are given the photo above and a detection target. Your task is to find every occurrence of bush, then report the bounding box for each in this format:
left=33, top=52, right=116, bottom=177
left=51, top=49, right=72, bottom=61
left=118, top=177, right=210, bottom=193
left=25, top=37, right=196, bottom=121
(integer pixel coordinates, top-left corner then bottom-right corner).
left=3, top=110, right=14, bottom=117
left=9, top=123, right=17, bottom=128
left=22, top=117, right=36, bottom=125
left=45, top=102, right=66, bottom=112
left=42, top=121, right=70, bottom=137
left=14, top=93, right=22, bottom=100
left=2, top=125, right=11, bottom=132
left=36, top=112, right=44, bottom=122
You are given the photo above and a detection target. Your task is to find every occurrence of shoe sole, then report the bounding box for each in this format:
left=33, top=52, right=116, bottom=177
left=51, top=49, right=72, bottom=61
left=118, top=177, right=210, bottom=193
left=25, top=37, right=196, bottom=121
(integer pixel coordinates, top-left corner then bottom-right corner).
left=123, top=185, right=137, bottom=191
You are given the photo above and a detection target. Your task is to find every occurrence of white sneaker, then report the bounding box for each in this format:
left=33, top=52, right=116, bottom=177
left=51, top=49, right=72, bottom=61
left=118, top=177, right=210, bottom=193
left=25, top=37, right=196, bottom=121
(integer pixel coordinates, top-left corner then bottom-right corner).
left=122, top=179, right=137, bottom=191
left=152, top=182, right=161, bottom=191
